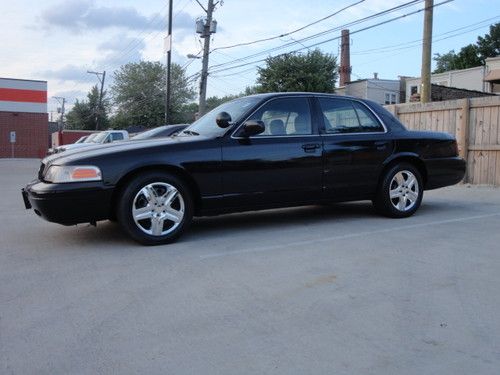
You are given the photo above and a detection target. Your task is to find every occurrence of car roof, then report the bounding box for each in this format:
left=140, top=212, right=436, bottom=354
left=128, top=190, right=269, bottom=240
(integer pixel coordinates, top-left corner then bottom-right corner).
left=244, top=92, right=365, bottom=102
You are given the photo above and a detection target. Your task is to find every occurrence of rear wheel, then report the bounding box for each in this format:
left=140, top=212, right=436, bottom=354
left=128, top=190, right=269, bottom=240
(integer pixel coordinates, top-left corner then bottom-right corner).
left=117, top=172, right=193, bottom=245
left=373, top=163, right=423, bottom=218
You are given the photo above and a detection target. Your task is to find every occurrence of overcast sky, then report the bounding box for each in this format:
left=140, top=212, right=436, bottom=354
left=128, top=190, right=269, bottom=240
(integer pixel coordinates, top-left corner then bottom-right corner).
left=1, top=0, right=498, bottom=116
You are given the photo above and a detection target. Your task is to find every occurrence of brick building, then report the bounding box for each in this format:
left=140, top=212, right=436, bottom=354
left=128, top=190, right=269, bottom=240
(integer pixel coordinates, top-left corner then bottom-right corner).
left=0, top=78, right=48, bottom=158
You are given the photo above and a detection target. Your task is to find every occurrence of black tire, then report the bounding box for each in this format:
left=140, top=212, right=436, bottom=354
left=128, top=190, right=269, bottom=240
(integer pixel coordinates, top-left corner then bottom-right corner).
left=116, top=171, right=193, bottom=245
left=373, top=162, right=423, bottom=218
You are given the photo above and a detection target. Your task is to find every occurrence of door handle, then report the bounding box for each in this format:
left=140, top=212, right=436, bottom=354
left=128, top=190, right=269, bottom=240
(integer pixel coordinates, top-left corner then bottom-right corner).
left=302, top=143, right=321, bottom=153
left=374, top=141, right=388, bottom=150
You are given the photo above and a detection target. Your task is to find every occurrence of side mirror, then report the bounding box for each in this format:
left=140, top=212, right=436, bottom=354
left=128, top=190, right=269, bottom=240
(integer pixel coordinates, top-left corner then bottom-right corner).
left=240, top=120, right=265, bottom=137
left=216, top=112, right=232, bottom=128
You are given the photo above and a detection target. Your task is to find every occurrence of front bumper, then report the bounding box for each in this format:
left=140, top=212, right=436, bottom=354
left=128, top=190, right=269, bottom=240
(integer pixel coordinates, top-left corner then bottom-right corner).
left=424, top=156, right=466, bottom=190
left=22, top=180, right=115, bottom=225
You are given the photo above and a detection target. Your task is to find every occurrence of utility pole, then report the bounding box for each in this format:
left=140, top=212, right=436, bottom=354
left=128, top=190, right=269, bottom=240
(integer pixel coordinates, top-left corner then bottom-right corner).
left=87, top=70, right=106, bottom=130
left=53, top=96, right=66, bottom=146
left=196, top=0, right=217, bottom=116
left=53, top=96, right=66, bottom=131
left=165, top=0, right=173, bottom=124
left=420, top=0, right=433, bottom=103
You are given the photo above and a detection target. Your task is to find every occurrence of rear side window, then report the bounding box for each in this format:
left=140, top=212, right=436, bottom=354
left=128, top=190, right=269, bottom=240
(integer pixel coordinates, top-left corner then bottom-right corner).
left=319, top=98, right=384, bottom=134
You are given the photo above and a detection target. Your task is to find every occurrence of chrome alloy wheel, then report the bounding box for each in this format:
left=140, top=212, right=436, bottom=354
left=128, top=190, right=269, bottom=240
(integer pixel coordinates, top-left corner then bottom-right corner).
left=389, top=170, right=419, bottom=212
left=132, top=182, right=185, bottom=236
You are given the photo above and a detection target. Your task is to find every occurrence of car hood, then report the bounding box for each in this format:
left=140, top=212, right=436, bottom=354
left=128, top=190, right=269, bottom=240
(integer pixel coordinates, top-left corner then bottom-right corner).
left=56, top=142, right=96, bottom=151
left=43, top=135, right=211, bottom=165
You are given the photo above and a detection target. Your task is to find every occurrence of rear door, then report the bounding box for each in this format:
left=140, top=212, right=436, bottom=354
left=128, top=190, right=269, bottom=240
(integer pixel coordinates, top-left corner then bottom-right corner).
left=221, top=96, right=323, bottom=208
left=316, top=97, right=393, bottom=199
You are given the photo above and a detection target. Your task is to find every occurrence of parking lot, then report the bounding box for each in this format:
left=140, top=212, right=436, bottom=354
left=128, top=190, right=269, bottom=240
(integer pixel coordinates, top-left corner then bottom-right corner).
left=1, top=158, right=500, bottom=374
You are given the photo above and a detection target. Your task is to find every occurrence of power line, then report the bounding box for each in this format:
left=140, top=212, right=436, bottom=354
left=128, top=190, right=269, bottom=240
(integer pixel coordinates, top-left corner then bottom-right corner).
left=211, top=65, right=259, bottom=79
left=208, top=0, right=425, bottom=71
left=104, top=1, right=192, bottom=69
left=70, top=0, right=190, bottom=92
left=53, top=4, right=172, bottom=106
left=51, top=1, right=192, bottom=114
left=208, top=0, right=454, bottom=76
left=211, top=0, right=366, bottom=52
left=351, top=18, right=500, bottom=73
left=351, top=15, right=500, bottom=55
left=103, top=4, right=170, bottom=68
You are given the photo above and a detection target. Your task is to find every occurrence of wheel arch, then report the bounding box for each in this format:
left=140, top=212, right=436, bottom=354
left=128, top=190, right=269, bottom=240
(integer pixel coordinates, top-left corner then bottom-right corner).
left=380, top=153, right=428, bottom=187
left=110, top=164, right=202, bottom=218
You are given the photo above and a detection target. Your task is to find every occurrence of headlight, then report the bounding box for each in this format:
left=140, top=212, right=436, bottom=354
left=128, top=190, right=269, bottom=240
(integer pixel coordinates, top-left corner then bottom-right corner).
left=44, top=165, right=102, bottom=183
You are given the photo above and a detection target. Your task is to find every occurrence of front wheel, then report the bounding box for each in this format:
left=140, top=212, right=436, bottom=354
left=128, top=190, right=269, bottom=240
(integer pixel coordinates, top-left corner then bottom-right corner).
left=116, top=172, right=193, bottom=245
left=373, top=163, right=423, bottom=218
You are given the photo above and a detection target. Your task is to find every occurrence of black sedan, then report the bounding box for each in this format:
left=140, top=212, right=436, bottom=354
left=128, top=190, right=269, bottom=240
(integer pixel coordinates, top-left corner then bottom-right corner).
left=22, top=93, right=466, bottom=245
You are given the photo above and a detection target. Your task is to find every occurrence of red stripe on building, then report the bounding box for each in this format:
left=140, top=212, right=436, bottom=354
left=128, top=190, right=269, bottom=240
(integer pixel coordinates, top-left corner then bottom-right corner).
left=0, top=88, right=47, bottom=103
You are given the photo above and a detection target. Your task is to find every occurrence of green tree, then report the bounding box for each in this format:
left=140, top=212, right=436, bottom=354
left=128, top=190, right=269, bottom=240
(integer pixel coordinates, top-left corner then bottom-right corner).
left=433, top=22, right=500, bottom=73
left=65, top=85, right=109, bottom=130
left=178, top=89, right=260, bottom=124
left=477, top=23, right=500, bottom=61
left=256, top=49, right=338, bottom=93
left=433, top=50, right=459, bottom=73
left=110, top=61, right=195, bottom=128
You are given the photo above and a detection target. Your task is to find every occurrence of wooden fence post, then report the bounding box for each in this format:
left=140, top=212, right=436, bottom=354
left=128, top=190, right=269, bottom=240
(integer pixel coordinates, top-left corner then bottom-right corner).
left=387, top=105, right=399, bottom=118
left=456, top=98, right=470, bottom=182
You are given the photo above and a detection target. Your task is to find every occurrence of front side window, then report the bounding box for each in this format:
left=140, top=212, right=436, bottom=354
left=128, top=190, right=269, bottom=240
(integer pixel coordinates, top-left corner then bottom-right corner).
left=319, top=98, right=384, bottom=134
left=112, top=133, right=124, bottom=141
left=186, top=96, right=261, bottom=138
left=247, top=97, right=312, bottom=136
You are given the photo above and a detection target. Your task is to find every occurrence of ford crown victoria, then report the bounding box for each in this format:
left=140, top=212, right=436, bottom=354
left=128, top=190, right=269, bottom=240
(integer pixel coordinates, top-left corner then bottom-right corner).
left=22, top=93, right=466, bottom=245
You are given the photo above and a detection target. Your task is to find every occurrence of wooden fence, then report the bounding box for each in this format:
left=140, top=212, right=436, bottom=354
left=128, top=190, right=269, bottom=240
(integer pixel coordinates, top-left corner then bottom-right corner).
left=386, top=96, right=500, bottom=186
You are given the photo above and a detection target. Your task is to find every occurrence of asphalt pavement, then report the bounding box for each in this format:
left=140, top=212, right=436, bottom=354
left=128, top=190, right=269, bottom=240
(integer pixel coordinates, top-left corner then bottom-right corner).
left=1, top=158, right=500, bottom=375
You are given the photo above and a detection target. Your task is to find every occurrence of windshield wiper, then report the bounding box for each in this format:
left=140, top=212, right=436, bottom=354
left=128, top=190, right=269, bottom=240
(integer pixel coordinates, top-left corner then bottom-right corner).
left=181, top=130, right=200, bottom=136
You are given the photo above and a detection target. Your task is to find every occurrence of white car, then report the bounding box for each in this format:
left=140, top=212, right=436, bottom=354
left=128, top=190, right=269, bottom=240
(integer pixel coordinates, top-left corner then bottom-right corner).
left=49, top=130, right=129, bottom=154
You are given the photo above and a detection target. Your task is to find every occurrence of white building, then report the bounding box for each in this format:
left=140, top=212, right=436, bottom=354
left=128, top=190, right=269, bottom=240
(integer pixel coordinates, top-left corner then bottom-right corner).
left=336, top=75, right=402, bottom=105
left=484, top=56, right=500, bottom=93
left=404, top=56, right=500, bottom=101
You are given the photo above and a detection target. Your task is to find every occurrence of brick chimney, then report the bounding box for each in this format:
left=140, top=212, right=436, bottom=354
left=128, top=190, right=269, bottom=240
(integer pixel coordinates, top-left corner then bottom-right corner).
left=339, top=29, right=351, bottom=86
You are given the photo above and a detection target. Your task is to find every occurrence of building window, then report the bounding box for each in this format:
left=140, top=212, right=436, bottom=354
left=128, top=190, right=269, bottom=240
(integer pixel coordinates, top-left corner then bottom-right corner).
left=385, top=93, right=396, bottom=105
left=410, top=85, right=418, bottom=95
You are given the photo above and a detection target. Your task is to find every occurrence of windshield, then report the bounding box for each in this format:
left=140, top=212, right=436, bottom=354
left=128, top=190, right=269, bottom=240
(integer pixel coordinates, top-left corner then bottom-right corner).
left=184, top=96, right=262, bottom=137
left=132, top=127, right=166, bottom=140
left=83, top=133, right=98, bottom=143
left=91, top=132, right=109, bottom=143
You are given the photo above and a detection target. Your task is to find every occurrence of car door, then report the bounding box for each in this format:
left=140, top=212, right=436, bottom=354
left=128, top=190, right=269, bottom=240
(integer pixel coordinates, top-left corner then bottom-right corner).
left=221, top=96, right=323, bottom=208
left=316, top=97, right=393, bottom=199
